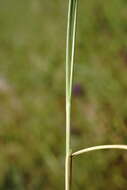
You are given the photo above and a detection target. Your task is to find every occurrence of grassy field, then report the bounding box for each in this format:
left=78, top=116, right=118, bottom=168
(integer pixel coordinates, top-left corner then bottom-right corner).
left=0, top=0, right=127, bottom=189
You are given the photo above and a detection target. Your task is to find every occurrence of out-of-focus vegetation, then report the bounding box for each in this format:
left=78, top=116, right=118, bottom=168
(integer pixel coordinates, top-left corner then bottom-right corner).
left=0, top=0, right=127, bottom=189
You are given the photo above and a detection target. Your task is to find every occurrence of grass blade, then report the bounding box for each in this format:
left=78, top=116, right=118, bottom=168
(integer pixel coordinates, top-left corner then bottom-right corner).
left=65, top=0, right=78, bottom=190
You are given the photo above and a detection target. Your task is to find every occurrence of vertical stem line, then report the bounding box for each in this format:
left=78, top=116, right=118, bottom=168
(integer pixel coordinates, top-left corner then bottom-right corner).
left=65, top=0, right=78, bottom=190
left=66, top=0, right=72, bottom=156
left=69, top=0, right=78, bottom=98
left=65, top=1, right=72, bottom=189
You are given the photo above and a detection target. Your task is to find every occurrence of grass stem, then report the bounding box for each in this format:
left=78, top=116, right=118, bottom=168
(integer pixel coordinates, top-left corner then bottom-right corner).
left=72, top=145, right=127, bottom=157
left=65, top=0, right=78, bottom=190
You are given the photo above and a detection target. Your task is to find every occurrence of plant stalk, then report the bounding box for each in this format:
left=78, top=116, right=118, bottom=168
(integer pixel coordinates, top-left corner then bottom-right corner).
left=72, top=144, right=127, bottom=157
left=65, top=0, right=78, bottom=190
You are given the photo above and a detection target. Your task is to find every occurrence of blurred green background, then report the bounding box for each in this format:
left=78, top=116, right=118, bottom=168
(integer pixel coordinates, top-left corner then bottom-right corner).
left=0, top=0, right=127, bottom=189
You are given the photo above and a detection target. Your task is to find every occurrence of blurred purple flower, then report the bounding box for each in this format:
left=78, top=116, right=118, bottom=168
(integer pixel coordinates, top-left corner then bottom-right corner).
left=73, top=84, right=84, bottom=97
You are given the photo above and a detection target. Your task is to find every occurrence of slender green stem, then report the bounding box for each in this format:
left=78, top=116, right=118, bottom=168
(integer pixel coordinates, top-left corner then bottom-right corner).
left=69, top=0, right=78, bottom=98
left=65, top=0, right=78, bottom=190
left=72, top=145, right=127, bottom=157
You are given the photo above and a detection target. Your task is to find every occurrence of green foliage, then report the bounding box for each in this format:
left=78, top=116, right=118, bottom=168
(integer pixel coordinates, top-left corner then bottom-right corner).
left=0, top=0, right=127, bottom=189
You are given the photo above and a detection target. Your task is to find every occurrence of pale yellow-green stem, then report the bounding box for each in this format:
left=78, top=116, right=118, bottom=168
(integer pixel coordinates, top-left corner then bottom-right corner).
left=72, top=145, right=127, bottom=157
left=65, top=0, right=78, bottom=190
